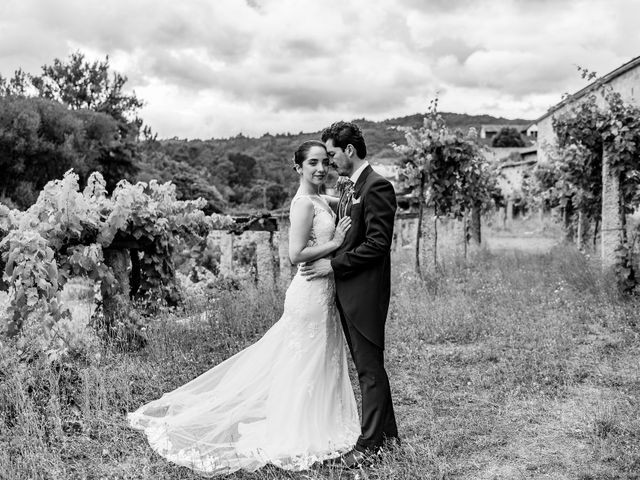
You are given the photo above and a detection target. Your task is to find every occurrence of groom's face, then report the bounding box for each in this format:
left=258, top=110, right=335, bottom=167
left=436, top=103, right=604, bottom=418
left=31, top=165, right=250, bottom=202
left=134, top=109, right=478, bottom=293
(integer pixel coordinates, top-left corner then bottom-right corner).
left=325, top=139, right=354, bottom=177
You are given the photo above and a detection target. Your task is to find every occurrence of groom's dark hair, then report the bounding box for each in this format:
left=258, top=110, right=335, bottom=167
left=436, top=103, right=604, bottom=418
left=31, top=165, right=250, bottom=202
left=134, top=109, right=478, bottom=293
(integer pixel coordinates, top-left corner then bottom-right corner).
left=321, top=121, right=367, bottom=159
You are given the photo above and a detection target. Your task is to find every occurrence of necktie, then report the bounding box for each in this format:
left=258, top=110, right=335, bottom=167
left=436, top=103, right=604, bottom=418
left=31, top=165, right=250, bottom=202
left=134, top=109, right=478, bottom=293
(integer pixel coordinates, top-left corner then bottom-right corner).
left=337, top=179, right=354, bottom=220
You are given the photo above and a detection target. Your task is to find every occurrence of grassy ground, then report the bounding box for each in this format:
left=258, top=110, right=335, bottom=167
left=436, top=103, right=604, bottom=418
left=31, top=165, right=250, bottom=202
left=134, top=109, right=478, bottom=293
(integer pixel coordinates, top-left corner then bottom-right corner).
left=2, top=234, right=640, bottom=479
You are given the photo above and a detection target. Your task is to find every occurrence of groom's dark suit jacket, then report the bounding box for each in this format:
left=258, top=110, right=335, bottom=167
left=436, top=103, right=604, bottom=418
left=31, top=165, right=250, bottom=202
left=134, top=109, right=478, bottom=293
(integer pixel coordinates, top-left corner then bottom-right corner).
left=331, top=165, right=397, bottom=349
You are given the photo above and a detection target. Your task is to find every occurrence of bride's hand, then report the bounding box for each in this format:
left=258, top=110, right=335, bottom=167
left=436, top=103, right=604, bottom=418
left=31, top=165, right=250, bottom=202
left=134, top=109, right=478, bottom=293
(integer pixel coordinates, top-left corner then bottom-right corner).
left=332, top=217, right=352, bottom=246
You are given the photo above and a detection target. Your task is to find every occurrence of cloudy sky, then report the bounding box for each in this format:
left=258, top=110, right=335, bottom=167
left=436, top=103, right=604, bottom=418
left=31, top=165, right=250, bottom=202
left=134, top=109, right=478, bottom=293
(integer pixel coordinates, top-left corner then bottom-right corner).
left=2, top=0, right=638, bottom=139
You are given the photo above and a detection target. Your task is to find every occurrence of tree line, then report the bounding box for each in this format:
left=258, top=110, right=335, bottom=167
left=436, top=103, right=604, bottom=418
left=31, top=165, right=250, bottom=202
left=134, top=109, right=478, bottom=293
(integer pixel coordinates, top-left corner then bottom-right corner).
left=1, top=51, right=531, bottom=214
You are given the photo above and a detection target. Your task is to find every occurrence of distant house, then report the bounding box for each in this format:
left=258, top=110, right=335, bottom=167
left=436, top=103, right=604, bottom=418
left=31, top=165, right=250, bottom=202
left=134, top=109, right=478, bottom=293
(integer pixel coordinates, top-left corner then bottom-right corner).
left=496, top=156, right=537, bottom=201
left=480, top=124, right=532, bottom=140
left=371, top=162, right=402, bottom=192
left=525, top=123, right=538, bottom=139
left=484, top=146, right=537, bottom=163
left=533, top=55, right=640, bottom=164
left=483, top=147, right=538, bottom=202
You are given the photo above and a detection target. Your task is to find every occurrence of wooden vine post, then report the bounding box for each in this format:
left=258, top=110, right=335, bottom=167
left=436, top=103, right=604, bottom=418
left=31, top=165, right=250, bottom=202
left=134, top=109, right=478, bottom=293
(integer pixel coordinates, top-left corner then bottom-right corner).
left=101, top=247, right=131, bottom=329
left=469, top=206, right=482, bottom=247
left=600, top=146, right=622, bottom=272
left=255, top=231, right=276, bottom=286
left=276, top=216, right=296, bottom=283
left=413, top=207, right=436, bottom=277
left=219, top=233, right=234, bottom=276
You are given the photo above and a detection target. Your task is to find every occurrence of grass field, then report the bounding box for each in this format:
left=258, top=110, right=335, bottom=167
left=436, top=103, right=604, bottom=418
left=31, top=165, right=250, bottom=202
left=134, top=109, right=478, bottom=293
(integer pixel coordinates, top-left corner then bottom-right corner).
left=1, top=229, right=640, bottom=479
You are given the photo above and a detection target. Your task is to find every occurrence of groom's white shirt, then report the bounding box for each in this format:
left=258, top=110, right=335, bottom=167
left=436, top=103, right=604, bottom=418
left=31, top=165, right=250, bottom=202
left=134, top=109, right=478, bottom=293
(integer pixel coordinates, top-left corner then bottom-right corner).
left=350, top=161, right=370, bottom=185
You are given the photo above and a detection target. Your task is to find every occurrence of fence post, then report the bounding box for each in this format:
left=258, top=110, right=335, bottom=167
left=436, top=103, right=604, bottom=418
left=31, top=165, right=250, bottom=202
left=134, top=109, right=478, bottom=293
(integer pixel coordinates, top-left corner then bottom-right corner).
left=601, top=148, right=622, bottom=271
left=101, top=248, right=131, bottom=328
left=255, top=231, right=276, bottom=286
left=469, top=206, right=481, bottom=247
left=576, top=209, right=589, bottom=251
left=399, top=217, right=406, bottom=248
left=506, top=199, right=514, bottom=225
left=392, top=215, right=401, bottom=252
left=219, top=233, right=234, bottom=276
left=451, top=216, right=466, bottom=259
left=277, top=217, right=295, bottom=283
left=420, top=207, right=437, bottom=275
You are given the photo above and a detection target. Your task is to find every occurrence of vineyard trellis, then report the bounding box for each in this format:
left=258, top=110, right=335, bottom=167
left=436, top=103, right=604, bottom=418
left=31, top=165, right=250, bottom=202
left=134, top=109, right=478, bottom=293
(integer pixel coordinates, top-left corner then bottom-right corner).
left=0, top=120, right=509, bottom=359
left=525, top=89, right=640, bottom=292
left=0, top=153, right=490, bottom=359
left=392, top=98, right=500, bottom=279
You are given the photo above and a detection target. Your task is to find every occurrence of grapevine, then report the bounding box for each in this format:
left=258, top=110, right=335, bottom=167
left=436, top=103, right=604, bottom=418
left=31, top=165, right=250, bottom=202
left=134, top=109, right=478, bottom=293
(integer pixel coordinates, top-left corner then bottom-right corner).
left=533, top=89, right=640, bottom=292
left=0, top=170, right=233, bottom=348
left=393, top=98, right=499, bottom=277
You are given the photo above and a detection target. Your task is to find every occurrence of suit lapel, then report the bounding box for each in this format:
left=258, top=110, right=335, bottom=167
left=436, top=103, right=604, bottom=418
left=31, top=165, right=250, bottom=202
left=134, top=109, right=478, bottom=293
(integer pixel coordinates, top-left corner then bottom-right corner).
left=353, top=164, right=372, bottom=199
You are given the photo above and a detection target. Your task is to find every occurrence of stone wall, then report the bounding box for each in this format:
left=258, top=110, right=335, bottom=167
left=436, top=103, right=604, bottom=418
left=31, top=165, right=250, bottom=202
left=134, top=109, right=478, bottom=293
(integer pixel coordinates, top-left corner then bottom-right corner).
left=536, top=60, right=640, bottom=165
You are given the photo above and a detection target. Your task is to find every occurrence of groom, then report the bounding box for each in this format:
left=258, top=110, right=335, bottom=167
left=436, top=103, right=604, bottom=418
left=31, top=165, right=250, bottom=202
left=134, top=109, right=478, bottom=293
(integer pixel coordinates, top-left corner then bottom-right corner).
left=300, top=121, right=398, bottom=467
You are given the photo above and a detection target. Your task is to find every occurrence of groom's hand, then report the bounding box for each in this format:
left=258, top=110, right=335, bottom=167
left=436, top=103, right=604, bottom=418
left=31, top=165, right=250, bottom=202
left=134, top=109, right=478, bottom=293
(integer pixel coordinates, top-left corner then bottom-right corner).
left=299, top=259, right=333, bottom=280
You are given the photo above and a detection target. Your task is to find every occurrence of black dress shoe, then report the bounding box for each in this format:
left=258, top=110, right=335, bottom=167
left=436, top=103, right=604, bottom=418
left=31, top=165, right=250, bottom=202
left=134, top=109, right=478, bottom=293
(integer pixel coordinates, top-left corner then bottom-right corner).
left=383, top=435, right=401, bottom=449
left=330, top=448, right=373, bottom=469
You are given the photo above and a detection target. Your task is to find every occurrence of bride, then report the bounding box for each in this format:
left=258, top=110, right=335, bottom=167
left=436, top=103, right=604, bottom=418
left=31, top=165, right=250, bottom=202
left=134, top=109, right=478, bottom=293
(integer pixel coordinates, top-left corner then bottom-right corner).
left=127, top=140, right=360, bottom=476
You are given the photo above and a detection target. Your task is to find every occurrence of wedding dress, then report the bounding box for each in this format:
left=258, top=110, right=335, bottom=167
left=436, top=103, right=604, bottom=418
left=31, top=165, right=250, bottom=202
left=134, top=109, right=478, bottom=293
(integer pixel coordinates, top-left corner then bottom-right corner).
left=127, top=194, right=360, bottom=476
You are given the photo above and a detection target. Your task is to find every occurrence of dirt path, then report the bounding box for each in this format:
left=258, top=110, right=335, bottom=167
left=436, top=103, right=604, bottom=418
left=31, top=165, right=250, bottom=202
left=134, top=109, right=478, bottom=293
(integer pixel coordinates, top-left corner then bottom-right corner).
left=485, top=235, right=559, bottom=254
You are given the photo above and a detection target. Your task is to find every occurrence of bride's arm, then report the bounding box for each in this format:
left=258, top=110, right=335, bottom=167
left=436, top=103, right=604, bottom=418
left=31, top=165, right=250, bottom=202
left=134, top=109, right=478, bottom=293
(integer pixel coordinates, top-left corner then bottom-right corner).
left=289, top=197, right=350, bottom=265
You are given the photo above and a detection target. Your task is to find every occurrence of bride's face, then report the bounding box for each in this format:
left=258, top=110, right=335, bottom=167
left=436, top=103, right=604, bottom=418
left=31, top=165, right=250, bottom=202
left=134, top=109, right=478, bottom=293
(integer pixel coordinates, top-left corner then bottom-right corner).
left=298, top=146, right=329, bottom=187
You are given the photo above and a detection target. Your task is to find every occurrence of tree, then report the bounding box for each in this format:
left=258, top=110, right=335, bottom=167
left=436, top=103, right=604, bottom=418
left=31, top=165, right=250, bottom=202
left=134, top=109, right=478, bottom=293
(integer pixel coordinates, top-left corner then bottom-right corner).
left=0, top=68, right=32, bottom=96
left=227, top=152, right=257, bottom=187
left=75, top=109, right=140, bottom=191
left=136, top=149, right=226, bottom=214
left=246, top=181, right=288, bottom=210
left=30, top=51, right=143, bottom=126
left=0, top=96, right=140, bottom=207
left=0, top=97, right=81, bottom=208
left=0, top=52, right=144, bottom=201
left=491, top=127, right=525, bottom=147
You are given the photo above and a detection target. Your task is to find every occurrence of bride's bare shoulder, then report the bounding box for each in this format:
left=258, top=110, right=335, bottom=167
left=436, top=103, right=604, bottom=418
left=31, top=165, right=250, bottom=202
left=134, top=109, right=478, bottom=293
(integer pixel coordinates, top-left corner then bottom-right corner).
left=320, top=194, right=338, bottom=209
left=289, top=195, right=314, bottom=219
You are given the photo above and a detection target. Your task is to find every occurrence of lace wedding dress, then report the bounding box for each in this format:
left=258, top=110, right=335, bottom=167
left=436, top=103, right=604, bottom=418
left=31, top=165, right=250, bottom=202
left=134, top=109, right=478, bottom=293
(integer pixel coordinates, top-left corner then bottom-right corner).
left=128, top=194, right=359, bottom=476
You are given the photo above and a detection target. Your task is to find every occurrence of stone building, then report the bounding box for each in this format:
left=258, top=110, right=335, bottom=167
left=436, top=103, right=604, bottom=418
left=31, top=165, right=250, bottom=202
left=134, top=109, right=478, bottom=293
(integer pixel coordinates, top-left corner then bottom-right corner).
left=484, top=146, right=537, bottom=164
left=525, top=123, right=538, bottom=139
left=483, top=146, right=538, bottom=220
left=371, top=163, right=400, bottom=185
left=493, top=150, right=537, bottom=198
left=534, top=55, right=640, bottom=164
left=531, top=55, right=640, bottom=267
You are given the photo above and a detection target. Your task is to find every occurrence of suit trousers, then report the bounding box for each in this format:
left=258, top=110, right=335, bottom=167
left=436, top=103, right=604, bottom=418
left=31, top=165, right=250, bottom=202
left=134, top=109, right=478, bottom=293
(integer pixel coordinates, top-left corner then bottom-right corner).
left=336, top=298, right=398, bottom=452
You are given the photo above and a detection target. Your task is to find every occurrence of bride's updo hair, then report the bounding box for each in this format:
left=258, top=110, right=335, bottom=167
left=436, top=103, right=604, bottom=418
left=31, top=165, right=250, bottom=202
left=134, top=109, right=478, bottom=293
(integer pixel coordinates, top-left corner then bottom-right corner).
left=292, top=140, right=327, bottom=171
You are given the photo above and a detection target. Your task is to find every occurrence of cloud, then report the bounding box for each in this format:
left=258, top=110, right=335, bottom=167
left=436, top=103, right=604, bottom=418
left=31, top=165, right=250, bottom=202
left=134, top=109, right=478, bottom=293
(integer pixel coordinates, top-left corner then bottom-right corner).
left=1, top=0, right=639, bottom=138
left=147, top=49, right=220, bottom=90
left=436, top=50, right=578, bottom=95
left=424, top=37, right=480, bottom=64
left=397, top=0, right=475, bottom=13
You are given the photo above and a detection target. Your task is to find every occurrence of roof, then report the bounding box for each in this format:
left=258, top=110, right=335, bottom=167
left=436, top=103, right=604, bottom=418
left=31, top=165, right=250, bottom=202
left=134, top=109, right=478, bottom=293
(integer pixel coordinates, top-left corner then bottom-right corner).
left=481, top=124, right=529, bottom=133
left=487, top=146, right=537, bottom=168
left=535, top=55, right=640, bottom=123
left=499, top=158, right=537, bottom=169
left=486, top=146, right=537, bottom=157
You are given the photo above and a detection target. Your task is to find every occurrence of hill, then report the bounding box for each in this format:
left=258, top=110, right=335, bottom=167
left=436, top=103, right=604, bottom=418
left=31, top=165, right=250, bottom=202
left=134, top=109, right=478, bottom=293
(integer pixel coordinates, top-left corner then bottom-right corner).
left=139, top=111, right=533, bottom=212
